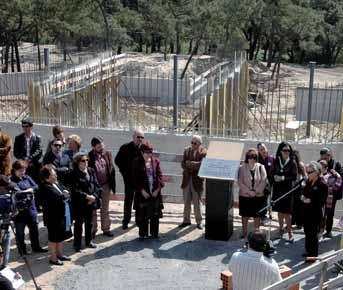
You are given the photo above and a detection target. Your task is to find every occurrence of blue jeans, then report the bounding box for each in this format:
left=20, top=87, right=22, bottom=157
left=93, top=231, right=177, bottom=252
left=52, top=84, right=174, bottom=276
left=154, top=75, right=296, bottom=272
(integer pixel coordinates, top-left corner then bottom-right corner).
left=1, top=227, right=11, bottom=267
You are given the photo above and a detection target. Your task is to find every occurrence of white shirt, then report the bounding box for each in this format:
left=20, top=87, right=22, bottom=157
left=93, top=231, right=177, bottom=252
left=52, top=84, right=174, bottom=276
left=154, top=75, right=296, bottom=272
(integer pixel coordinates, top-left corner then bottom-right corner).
left=25, top=134, right=32, bottom=159
left=228, top=249, right=282, bottom=290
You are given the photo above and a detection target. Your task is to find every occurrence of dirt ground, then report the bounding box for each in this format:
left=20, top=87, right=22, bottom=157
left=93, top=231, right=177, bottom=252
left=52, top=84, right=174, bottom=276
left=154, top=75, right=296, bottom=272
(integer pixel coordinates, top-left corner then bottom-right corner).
left=6, top=200, right=343, bottom=290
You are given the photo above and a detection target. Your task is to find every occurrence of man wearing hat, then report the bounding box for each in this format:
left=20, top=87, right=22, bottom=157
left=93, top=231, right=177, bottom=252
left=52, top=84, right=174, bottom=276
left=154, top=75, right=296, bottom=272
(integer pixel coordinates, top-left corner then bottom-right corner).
left=88, top=137, right=116, bottom=238
left=0, top=127, right=12, bottom=176
left=13, top=118, right=43, bottom=208
left=319, top=147, right=343, bottom=238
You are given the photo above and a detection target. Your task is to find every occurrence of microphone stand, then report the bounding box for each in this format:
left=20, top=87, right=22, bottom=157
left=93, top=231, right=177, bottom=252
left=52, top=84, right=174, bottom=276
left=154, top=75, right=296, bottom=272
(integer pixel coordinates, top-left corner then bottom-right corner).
left=257, top=177, right=306, bottom=254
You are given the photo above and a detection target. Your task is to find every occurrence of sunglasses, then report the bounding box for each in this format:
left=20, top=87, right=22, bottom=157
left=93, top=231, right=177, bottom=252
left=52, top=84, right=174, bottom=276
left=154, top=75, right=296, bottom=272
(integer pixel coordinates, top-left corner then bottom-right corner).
left=53, top=144, right=62, bottom=148
left=307, top=171, right=314, bottom=175
left=22, top=125, right=30, bottom=128
left=282, top=149, right=290, bottom=152
left=80, top=159, right=89, bottom=163
left=137, top=136, right=144, bottom=139
left=247, top=155, right=257, bottom=159
left=191, top=141, right=199, bottom=145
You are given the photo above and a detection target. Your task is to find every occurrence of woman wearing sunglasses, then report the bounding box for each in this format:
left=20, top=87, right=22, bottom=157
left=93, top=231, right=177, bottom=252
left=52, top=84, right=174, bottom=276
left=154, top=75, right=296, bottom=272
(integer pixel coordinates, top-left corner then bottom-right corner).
left=69, top=153, right=102, bottom=252
left=271, top=142, right=298, bottom=242
left=301, top=161, right=328, bottom=261
left=238, top=148, right=267, bottom=238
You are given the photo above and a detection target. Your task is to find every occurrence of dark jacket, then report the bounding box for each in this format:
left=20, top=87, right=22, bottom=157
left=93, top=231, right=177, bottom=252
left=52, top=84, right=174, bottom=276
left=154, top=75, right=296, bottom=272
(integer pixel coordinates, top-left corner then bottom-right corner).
left=180, top=146, right=207, bottom=193
left=270, top=157, right=298, bottom=194
left=43, top=151, right=71, bottom=186
left=40, top=182, right=67, bottom=229
left=303, top=178, right=328, bottom=222
left=88, top=150, right=116, bottom=193
left=115, top=141, right=141, bottom=185
left=257, top=154, right=275, bottom=185
left=132, top=155, right=164, bottom=213
left=69, top=167, right=102, bottom=210
left=10, top=174, right=38, bottom=223
left=13, top=133, right=42, bottom=165
left=0, top=132, right=12, bottom=176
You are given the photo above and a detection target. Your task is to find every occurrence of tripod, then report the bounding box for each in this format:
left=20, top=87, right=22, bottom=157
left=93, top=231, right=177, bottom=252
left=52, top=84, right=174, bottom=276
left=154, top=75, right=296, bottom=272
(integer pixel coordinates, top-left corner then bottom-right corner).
left=1, top=219, right=42, bottom=290
left=257, top=179, right=304, bottom=252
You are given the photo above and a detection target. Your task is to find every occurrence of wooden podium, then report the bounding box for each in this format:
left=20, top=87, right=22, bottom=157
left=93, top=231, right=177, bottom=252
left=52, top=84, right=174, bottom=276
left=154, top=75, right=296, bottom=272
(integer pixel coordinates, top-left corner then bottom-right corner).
left=199, top=141, right=243, bottom=241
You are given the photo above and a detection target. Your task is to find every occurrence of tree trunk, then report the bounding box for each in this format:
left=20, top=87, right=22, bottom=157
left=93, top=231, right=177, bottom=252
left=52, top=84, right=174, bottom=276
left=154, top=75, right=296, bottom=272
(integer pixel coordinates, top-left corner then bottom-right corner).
left=188, top=39, right=193, bottom=54
left=35, top=24, right=41, bottom=70
left=117, top=46, right=122, bottom=54
left=181, top=37, right=202, bottom=80
left=169, top=42, right=174, bottom=53
left=267, top=42, right=274, bottom=68
left=263, top=40, right=269, bottom=62
left=2, top=45, right=9, bottom=73
left=164, top=38, right=167, bottom=61
left=11, top=44, right=15, bottom=72
left=138, top=34, right=143, bottom=52
left=14, top=39, right=21, bottom=72
left=176, top=23, right=181, bottom=54
left=151, top=34, right=156, bottom=53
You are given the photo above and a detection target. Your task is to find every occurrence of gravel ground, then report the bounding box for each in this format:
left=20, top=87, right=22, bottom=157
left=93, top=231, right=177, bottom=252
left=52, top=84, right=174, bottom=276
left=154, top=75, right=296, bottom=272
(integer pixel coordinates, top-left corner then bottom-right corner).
left=7, top=201, right=343, bottom=290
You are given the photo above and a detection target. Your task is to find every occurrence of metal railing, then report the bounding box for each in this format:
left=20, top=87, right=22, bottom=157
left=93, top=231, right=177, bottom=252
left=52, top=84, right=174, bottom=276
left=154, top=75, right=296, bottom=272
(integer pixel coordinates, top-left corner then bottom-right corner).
left=263, top=249, right=343, bottom=290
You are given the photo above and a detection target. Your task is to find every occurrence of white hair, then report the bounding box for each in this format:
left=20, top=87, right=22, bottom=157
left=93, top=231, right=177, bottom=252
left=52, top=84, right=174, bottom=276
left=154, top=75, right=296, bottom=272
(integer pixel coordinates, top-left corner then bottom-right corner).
left=308, top=161, right=322, bottom=176
left=192, top=135, right=202, bottom=144
left=133, top=128, right=144, bottom=137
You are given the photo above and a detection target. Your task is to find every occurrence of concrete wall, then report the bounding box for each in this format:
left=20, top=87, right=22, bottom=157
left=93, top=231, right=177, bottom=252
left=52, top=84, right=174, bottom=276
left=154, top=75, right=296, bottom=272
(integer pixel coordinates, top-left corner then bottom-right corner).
left=296, top=87, right=343, bottom=123
left=119, top=76, right=190, bottom=105
left=0, top=72, right=44, bottom=96
left=1, top=121, right=342, bottom=217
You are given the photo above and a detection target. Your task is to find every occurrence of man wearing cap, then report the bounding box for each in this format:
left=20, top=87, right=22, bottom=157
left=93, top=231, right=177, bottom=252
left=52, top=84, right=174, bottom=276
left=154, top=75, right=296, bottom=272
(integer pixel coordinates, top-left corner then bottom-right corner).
left=115, top=129, right=145, bottom=230
left=13, top=118, right=42, bottom=180
left=88, top=137, right=116, bottom=238
left=179, top=135, right=207, bottom=230
left=319, top=148, right=343, bottom=238
left=0, top=127, right=12, bottom=176
left=43, top=139, right=71, bottom=187
left=228, top=231, right=282, bottom=290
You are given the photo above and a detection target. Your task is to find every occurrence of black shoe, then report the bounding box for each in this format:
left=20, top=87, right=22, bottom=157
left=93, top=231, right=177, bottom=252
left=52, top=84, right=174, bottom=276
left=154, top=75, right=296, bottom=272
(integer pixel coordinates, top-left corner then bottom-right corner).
left=122, top=224, right=128, bottom=230
left=49, top=259, right=63, bottom=266
left=103, top=231, right=114, bottom=237
left=74, top=246, right=81, bottom=252
left=178, top=222, right=191, bottom=228
left=302, top=252, right=309, bottom=257
left=86, top=242, right=97, bottom=249
left=33, top=247, right=48, bottom=253
left=323, top=232, right=333, bottom=238
left=196, top=224, right=203, bottom=230
left=57, top=255, right=71, bottom=261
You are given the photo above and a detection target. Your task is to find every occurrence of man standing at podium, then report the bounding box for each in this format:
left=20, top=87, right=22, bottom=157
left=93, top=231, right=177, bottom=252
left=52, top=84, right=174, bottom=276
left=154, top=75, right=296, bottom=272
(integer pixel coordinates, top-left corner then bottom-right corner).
left=179, top=135, right=207, bottom=230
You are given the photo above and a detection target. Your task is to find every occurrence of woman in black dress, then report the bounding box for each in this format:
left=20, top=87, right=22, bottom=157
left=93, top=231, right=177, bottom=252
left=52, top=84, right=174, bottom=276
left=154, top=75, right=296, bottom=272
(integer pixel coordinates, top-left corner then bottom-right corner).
left=40, top=165, right=72, bottom=266
left=69, top=153, right=102, bottom=251
left=302, top=161, right=328, bottom=260
left=271, top=142, right=297, bottom=241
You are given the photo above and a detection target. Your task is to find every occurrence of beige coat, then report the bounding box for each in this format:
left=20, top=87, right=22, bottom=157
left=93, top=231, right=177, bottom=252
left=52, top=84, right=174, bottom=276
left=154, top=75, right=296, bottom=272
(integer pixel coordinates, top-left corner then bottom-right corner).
left=238, top=163, right=267, bottom=197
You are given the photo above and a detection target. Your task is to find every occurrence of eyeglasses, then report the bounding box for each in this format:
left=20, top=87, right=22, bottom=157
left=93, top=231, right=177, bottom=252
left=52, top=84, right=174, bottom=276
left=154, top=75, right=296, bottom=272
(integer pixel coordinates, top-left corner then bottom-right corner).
left=247, top=155, right=257, bottom=159
left=137, top=136, right=144, bottom=139
left=22, top=125, right=30, bottom=128
left=307, top=171, right=314, bottom=175
left=53, top=144, right=62, bottom=148
left=80, top=159, right=89, bottom=163
left=191, top=141, right=199, bottom=145
left=282, top=149, right=290, bottom=152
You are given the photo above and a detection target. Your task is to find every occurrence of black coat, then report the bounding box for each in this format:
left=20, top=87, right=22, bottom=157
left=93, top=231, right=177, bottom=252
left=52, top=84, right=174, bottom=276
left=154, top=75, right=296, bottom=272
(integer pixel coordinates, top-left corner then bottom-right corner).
left=88, top=150, right=116, bottom=193
left=13, top=133, right=42, bottom=165
left=115, top=141, right=141, bottom=185
left=42, top=151, right=71, bottom=186
left=40, top=182, right=67, bottom=229
left=303, top=178, right=328, bottom=223
left=69, top=168, right=102, bottom=210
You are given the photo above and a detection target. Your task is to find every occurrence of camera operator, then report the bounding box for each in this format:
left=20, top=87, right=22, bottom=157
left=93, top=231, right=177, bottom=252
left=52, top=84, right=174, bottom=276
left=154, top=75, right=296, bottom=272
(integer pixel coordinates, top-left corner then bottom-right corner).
left=228, top=231, right=282, bottom=290
left=0, top=245, right=20, bottom=290
left=10, top=160, right=47, bottom=255
left=0, top=175, right=16, bottom=268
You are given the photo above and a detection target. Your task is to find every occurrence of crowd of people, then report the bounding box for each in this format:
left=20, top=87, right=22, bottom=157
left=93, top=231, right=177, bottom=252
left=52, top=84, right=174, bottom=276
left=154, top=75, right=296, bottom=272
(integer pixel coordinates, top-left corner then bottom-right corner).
left=0, top=117, right=341, bottom=289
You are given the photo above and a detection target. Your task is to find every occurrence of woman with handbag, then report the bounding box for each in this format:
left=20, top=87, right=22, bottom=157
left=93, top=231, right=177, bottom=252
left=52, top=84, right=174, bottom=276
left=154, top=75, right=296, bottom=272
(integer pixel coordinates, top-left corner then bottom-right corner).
left=238, top=148, right=267, bottom=239
left=132, top=142, right=164, bottom=240
left=70, top=153, right=102, bottom=251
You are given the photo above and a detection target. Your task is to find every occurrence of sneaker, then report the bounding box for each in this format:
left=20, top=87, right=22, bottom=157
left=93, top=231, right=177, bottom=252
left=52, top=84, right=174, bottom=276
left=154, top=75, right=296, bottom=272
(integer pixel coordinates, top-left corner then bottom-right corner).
left=178, top=222, right=191, bottom=228
left=57, top=255, right=71, bottom=261
left=49, top=259, right=63, bottom=266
